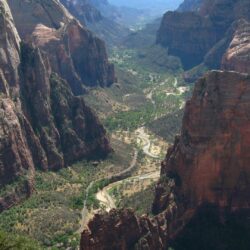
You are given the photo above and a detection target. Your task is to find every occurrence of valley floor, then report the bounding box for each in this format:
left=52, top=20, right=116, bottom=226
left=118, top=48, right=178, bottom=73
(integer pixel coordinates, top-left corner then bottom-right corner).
left=0, top=46, right=191, bottom=249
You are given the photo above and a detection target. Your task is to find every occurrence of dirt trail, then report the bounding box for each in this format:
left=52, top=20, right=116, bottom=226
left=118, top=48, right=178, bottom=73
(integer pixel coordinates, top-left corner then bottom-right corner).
left=95, top=149, right=138, bottom=212
left=96, top=189, right=116, bottom=212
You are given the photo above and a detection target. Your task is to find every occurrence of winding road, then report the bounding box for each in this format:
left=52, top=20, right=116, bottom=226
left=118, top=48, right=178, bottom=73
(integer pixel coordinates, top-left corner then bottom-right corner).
left=95, top=128, right=161, bottom=212
left=78, top=148, right=138, bottom=231
left=78, top=108, right=164, bottom=230
left=96, top=171, right=160, bottom=212
left=135, top=127, right=159, bottom=159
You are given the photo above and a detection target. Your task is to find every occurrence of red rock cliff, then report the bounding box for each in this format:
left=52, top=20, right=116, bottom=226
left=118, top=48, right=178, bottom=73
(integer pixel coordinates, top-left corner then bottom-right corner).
left=0, top=0, right=112, bottom=211
left=155, top=71, right=250, bottom=213
left=8, top=0, right=115, bottom=93
left=153, top=70, right=250, bottom=249
left=221, top=19, right=250, bottom=74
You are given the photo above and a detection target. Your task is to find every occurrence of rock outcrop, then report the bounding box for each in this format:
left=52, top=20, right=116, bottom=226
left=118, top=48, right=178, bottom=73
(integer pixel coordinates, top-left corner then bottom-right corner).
left=157, top=0, right=250, bottom=71
left=81, top=209, right=169, bottom=250
left=0, top=0, right=112, bottom=211
left=8, top=0, right=115, bottom=92
left=153, top=70, right=250, bottom=249
left=221, top=19, right=250, bottom=74
left=155, top=71, right=250, bottom=212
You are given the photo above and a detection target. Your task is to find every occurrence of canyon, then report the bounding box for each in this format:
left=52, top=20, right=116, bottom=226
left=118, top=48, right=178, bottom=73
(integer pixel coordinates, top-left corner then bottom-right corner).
left=0, top=0, right=249, bottom=249
left=80, top=0, right=250, bottom=249
left=60, top=0, right=130, bottom=46
left=80, top=67, right=250, bottom=250
left=81, top=71, right=250, bottom=250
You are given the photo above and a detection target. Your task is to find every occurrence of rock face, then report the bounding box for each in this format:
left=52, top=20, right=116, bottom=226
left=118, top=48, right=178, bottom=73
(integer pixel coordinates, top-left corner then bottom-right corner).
left=157, top=11, right=217, bottom=69
left=8, top=0, right=115, bottom=92
left=157, top=0, right=250, bottom=70
left=155, top=71, right=250, bottom=212
left=221, top=19, right=250, bottom=74
left=81, top=209, right=169, bottom=250
left=153, top=70, right=250, bottom=249
left=20, top=44, right=111, bottom=170
left=0, top=0, right=20, bottom=92
left=0, top=0, right=112, bottom=211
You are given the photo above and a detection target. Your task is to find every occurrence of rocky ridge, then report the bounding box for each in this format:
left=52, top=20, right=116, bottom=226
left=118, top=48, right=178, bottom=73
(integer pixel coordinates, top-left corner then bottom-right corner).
left=8, top=0, right=115, bottom=92
left=0, top=0, right=112, bottom=211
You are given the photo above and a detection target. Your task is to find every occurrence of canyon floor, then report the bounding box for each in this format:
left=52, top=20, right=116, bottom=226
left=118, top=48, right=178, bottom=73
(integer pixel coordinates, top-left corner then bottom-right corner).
left=0, top=46, right=191, bottom=249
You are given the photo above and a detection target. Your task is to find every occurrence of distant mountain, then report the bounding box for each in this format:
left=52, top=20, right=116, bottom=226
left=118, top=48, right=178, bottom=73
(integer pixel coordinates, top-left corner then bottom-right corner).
left=109, top=0, right=183, bottom=16
left=157, top=0, right=250, bottom=75
left=62, top=0, right=177, bottom=47
left=89, top=0, right=155, bottom=28
left=178, top=0, right=203, bottom=12
left=122, top=18, right=161, bottom=48
left=61, top=0, right=130, bottom=47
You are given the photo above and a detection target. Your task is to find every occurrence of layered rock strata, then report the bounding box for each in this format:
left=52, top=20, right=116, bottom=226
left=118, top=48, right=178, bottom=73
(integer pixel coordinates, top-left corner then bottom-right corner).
left=0, top=0, right=112, bottom=211
left=8, top=0, right=115, bottom=93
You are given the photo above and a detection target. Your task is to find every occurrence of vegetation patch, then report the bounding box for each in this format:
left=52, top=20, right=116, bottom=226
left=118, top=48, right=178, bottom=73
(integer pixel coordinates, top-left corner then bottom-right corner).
left=115, top=183, right=156, bottom=216
left=0, top=230, right=42, bottom=250
left=0, top=139, right=134, bottom=249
